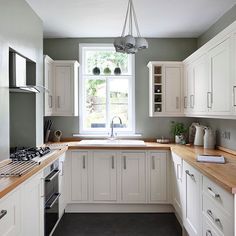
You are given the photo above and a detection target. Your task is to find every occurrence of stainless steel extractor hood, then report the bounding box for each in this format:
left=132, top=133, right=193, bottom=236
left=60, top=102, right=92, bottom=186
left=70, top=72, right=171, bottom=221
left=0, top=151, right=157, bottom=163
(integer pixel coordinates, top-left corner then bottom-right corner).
left=9, top=52, right=40, bottom=93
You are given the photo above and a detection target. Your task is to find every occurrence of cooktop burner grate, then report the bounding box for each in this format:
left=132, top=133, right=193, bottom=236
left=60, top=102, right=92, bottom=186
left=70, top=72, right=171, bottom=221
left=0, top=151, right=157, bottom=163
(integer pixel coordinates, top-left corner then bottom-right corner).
left=0, top=161, right=39, bottom=177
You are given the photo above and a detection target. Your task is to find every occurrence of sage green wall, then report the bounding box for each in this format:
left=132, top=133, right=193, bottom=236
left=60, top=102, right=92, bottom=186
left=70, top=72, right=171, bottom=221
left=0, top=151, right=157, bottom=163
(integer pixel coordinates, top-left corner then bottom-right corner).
left=198, top=4, right=236, bottom=47
left=44, top=38, right=197, bottom=139
left=0, top=0, right=43, bottom=160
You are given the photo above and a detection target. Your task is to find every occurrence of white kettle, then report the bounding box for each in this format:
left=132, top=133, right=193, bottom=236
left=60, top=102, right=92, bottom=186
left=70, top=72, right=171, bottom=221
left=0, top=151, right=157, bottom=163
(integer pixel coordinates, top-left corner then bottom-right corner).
left=194, top=124, right=206, bottom=146
left=204, top=127, right=215, bottom=149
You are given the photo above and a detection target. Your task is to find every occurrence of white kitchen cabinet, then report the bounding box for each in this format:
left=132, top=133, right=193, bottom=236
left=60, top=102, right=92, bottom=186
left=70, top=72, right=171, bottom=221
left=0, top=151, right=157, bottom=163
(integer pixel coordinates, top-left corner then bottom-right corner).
left=71, top=151, right=89, bottom=201
left=92, top=151, right=117, bottom=201
left=21, top=171, right=44, bottom=236
left=59, top=153, right=66, bottom=218
left=183, top=161, right=202, bottom=236
left=0, top=189, right=21, bottom=236
left=208, top=37, right=232, bottom=115
left=147, top=61, right=183, bottom=117
left=149, top=152, right=167, bottom=203
left=171, top=152, right=183, bottom=220
left=121, top=152, right=146, bottom=202
left=44, top=55, right=54, bottom=116
left=44, top=57, right=79, bottom=116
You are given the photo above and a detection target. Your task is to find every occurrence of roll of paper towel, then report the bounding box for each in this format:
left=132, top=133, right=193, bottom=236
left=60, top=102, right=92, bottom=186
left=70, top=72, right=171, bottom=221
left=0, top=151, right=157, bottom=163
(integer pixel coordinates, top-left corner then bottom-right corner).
left=53, top=130, right=62, bottom=142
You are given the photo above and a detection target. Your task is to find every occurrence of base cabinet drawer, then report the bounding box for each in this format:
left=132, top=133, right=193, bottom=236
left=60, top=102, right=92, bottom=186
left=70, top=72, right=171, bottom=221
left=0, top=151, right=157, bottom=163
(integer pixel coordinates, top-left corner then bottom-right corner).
left=203, top=215, right=223, bottom=236
left=203, top=195, right=233, bottom=236
left=0, top=190, right=21, bottom=236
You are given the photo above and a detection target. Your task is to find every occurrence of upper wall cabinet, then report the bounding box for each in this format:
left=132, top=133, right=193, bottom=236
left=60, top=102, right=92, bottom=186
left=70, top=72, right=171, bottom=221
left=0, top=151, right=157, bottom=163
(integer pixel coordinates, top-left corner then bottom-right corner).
left=44, top=56, right=79, bottom=116
left=147, top=62, right=184, bottom=117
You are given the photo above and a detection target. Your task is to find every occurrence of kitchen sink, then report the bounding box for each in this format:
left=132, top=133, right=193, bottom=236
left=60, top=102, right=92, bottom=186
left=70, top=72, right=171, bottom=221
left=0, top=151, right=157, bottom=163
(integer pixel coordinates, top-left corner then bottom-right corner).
left=78, top=139, right=146, bottom=147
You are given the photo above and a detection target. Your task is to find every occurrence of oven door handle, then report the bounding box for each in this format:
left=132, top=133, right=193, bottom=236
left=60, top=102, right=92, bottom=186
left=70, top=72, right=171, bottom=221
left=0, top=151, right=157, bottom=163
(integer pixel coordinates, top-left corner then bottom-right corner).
left=45, top=193, right=61, bottom=209
left=45, top=169, right=60, bottom=182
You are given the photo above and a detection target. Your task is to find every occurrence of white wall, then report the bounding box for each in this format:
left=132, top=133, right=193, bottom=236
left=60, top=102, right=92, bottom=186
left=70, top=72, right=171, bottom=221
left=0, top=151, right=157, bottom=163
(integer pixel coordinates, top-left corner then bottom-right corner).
left=0, top=0, right=43, bottom=160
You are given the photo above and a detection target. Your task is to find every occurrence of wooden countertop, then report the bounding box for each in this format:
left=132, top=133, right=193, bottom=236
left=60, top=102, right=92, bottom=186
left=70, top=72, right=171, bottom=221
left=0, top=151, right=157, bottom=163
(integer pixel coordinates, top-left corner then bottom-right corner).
left=0, top=147, right=68, bottom=199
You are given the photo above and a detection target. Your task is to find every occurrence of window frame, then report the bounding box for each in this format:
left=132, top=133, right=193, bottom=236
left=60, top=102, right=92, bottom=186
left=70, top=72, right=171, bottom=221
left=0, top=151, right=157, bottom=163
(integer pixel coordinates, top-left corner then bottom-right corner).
left=79, top=43, right=135, bottom=135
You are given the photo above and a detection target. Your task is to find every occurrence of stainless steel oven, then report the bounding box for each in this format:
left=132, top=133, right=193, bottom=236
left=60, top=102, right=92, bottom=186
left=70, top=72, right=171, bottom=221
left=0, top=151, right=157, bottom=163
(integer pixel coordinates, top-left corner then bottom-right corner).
left=44, top=160, right=60, bottom=236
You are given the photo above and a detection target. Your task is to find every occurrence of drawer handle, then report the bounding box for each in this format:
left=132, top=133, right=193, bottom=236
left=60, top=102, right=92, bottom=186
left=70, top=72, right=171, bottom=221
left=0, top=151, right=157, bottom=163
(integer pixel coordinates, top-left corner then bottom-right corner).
left=0, top=210, right=7, bottom=220
left=206, top=230, right=212, bottom=236
left=215, top=218, right=223, bottom=229
left=207, top=187, right=220, bottom=199
left=207, top=209, right=214, bottom=220
left=185, top=170, right=195, bottom=180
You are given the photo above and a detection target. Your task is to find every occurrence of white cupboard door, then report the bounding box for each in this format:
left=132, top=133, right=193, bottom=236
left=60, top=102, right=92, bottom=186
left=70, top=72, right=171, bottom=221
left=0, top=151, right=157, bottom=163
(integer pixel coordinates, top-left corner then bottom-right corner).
left=54, top=65, right=73, bottom=115
left=0, top=190, right=21, bottom=236
left=193, top=54, right=209, bottom=113
left=183, top=161, right=202, bottom=236
left=71, top=151, right=88, bottom=201
left=150, top=152, right=167, bottom=202
left=21, top=172, right=44, bottom=236
left=44, top=56, right=54, bottom=116
left=121, top=152, right=146, bottom=202
left=165, top=65, right=182, bottom=113
left=171, top=152, right=183, bottom=220
left=93, top=151, right=117, bottom=201
left=208, top=38, right=231, bottom=114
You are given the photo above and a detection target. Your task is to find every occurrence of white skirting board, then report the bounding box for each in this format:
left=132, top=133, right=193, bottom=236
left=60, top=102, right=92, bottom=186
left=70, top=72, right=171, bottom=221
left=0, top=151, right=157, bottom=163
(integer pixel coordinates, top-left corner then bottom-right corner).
left=65, top=204, right=174, bottom=213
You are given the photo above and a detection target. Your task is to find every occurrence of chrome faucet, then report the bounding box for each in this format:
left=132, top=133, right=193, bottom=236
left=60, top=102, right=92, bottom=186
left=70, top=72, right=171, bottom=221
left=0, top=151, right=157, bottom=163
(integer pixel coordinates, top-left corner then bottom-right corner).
left=109, top=116, right=122, bottom=139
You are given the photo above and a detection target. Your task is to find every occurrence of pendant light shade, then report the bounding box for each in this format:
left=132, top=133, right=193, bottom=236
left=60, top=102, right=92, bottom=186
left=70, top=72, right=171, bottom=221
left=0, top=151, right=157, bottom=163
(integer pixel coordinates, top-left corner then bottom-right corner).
left=113, top=0, right=148, bottom=54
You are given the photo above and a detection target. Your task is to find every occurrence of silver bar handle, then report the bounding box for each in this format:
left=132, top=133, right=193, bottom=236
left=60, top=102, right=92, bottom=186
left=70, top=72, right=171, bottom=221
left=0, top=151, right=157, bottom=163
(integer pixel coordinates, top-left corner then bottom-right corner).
left=111, top=156, right=115, bottom=169
left=45, top=170, right=60, bottom=182
left=207, top=187, right=220, bottom=199
left=176, top=97, right=179, bottom=109
left=206, top=230, right=212, bottom=236
left=152, top=156, right=155, bottom=170
left=83, top=155, right=86, bottom=169
left=215, top=218, right=222, bottom=228
left=57, top=96, right=60, bottom=108
left=207, top=92, right=212, bottom=108
left=207, top=209, right=214, bottom=220
left=61, top=161, right=64, bottom=176
left=177, top=164, right=181, bottom=180
left=0, top=210, right=7, bottom=220
left=233, top=86, right=236, bottom=106
left=49, top=95, right=53, bottom=108
left=185, top=170, right=195, bottom=180
left=184, top=96, right=187, bottom=109
left=124, top=156, right=127, bottom=170
left=190, top=95, right=194, bottom=108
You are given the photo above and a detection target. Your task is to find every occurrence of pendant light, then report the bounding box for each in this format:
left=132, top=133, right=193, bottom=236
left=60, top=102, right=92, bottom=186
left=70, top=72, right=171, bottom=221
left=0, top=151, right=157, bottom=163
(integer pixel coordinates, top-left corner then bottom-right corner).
left=114, top=0, right=148, bottom=54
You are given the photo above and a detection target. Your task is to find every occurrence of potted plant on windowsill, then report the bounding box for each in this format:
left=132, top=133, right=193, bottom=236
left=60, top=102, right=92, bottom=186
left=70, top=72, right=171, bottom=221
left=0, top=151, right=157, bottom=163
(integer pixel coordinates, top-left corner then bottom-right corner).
left=170, top=121, right=187, bottom=144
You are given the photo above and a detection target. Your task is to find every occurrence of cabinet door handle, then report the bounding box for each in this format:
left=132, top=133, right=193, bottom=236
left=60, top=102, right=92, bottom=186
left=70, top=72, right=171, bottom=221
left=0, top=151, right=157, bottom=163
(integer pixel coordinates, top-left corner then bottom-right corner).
left=206, top=230, right=212, bottom=236
left=49, top=95, right=53, bottom=108
left=176, top=97, right=179, bottom=109
left=185, top=170, right=195, bottom=180
left=190, top=95, right=194, bottom=108
left=207, top=92, right=212, bottom=108
left=61, top=161, right=64, bottom=176
left=177, top=164, right=181, bottom=180
left=184, top=96, right=187, bottom=109
left=152, top=156, right=155, bottom=170
left=215, top=218, right=222, bottom=229
left=207, top=187, right=220, bottom=199
left=111, top=156, right=115, bottom=169
left=0, top=210, right=7, bottom=220
left=123, top=156, right=127, bottom=170
left=57, top=96, right=60, bottom=108
left=233, top=86, right=236, bottom=106
left=83, top=155, right=86, bottom=169
left=40, top=177, right=45, bottom=197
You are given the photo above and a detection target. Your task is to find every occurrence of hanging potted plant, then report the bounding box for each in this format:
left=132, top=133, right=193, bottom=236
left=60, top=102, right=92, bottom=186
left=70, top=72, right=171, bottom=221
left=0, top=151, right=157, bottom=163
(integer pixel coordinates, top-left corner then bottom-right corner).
left=170, top=121, right=187, bottom=144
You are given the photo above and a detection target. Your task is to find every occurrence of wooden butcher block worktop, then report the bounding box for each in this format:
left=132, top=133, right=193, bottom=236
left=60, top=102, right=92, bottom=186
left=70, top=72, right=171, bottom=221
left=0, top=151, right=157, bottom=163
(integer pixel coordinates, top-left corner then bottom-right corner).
left=0, top=147, right=68, bottom=199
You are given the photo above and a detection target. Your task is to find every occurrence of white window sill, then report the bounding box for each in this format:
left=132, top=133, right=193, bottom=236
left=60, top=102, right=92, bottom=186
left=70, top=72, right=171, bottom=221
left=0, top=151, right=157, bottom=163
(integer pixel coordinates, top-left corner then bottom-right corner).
left=73, top=133, right=142, bottom=139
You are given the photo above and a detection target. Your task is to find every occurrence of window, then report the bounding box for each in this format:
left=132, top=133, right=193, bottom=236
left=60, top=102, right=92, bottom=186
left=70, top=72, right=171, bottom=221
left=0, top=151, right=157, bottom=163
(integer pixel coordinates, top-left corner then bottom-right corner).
left=79, top=44, right=135, bottom=135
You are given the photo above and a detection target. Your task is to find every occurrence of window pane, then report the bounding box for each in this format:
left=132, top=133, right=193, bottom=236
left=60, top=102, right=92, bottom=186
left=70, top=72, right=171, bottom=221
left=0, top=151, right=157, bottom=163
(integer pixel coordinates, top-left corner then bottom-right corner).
left=109, top=78, right=129, bottom=128
left=85, top=50, right=130, bottom=75
left=85, top=78, right=106, bottom=129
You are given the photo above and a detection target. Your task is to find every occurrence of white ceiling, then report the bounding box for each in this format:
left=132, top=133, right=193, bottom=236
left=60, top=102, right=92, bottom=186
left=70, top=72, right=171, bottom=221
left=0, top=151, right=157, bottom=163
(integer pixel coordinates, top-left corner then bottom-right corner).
left=25, top=0, right=236, bottom=38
